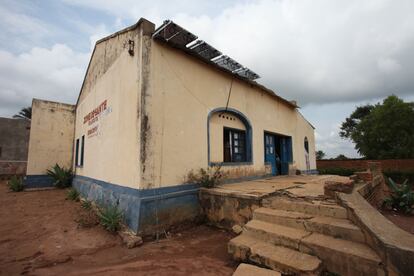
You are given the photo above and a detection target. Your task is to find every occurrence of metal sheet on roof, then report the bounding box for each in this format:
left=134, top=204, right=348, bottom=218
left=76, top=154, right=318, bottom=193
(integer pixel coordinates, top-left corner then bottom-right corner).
left=153, top=20, right=260, bottom=80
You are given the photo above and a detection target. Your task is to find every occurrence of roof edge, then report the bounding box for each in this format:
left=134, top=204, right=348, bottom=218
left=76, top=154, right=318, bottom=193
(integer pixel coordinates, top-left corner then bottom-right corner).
left=154, top=39, right=298, bottom=109
left=75, top=18, right=155, bottom=107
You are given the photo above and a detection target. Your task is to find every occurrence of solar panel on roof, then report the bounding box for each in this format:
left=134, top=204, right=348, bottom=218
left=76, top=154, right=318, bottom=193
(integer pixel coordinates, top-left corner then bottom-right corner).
left=191, top=41, right=222, bottom=60
left=153, top=20, right=197, bottom=48
left=153, top=20, right=260, bottom=80
left=213, top=56, right=242, bottom=72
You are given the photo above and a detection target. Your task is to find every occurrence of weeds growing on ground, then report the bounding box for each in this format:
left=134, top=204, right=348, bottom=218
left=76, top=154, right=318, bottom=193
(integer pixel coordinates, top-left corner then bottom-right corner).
left=98, top=205, right=123, bottom=233
left=7, top=176, right=24, bottom=192
left=66, top=188, right=80, bottom=201
left=187, top=166, right=223, bottom=188
left=383, top=177, right=414, bottom=214
left=81, top=199, right=92, bottom=210
left=47, top=164, right=73, bottom=188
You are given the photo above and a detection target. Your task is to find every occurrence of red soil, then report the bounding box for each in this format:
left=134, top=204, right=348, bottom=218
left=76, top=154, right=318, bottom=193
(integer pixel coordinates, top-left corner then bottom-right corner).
left=0, top=181, right=237, bottom=275
left=380, top=209, right=414, bottom=235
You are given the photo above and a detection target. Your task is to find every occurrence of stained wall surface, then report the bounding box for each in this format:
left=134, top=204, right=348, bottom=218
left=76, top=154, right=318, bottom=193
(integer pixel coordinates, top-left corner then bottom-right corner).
left=26, top=99, right=75, bottom=175
left=73, top=23, right=147, bottom=189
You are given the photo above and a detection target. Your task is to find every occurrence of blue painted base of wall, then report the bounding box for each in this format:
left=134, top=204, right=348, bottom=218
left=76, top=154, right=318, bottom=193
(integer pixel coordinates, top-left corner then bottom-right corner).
left=71, top=173, right=278, bottom=234
left=24, top=175, right=54, bottom=188
left=72, top=175, right=201, bottom=234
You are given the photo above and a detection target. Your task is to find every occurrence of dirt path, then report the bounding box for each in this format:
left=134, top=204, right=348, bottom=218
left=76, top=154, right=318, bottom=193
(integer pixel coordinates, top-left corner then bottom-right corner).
left=0, top=181, right=237, bottom=275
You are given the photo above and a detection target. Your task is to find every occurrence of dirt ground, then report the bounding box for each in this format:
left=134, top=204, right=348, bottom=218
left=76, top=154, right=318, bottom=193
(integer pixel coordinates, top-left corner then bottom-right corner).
left=0, top=181, right=237, bottom=276
left=380, top=209, right=414, bottom=234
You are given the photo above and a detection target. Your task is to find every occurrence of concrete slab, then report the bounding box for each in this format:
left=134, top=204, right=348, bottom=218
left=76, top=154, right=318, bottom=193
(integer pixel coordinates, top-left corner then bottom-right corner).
left=208, top=175, right=350, bottom=200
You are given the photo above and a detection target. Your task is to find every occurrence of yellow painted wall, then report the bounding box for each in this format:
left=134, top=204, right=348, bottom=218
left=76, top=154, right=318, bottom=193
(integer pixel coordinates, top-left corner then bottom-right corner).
left=72, top=20, right=316, bottom=190
left=74, top=26, right=143, bottom=189
left=146, top=42, right=316, bottom=187
left=26, top=99, right=75, bottom=175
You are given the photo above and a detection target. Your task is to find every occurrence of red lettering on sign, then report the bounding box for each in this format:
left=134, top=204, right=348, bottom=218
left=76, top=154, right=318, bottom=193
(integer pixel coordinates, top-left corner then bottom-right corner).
left=83, top=100, right=107, bottom=124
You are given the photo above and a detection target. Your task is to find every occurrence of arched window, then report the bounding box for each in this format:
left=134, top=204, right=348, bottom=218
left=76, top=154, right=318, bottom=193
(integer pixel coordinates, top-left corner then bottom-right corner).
left=207, top=108, right=252, bottom=165
left=304, top=137, right=309, bottom=154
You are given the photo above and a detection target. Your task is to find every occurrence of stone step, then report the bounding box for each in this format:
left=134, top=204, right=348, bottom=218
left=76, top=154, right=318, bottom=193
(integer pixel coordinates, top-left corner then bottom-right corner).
left=244, top=220, right=384, bottom=276
left=232, top=263, right=281, bottom=276
left=228, top=234, right=322, bottom=275
left=253, top=207, right=365, bottom=243
left=262, top=197, right=348, bottom=219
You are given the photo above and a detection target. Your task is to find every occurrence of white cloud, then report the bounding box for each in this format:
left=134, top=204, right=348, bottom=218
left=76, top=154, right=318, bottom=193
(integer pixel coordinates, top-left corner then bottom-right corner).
left=62, top=0, right=414, bottom=105
left=167, top=0, right=414, bottom=105
left=0, top=44, right=89, bottom=117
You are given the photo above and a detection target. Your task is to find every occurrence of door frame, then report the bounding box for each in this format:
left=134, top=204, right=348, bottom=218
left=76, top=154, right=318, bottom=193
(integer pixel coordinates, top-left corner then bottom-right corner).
left=263, top=131, right=293, bottom=176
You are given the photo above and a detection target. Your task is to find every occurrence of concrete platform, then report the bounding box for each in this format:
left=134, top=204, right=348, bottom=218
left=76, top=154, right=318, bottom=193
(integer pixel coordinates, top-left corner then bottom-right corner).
left=206, top=175, right=350, bottom=200
left=199, top=175, right=351, bottom=229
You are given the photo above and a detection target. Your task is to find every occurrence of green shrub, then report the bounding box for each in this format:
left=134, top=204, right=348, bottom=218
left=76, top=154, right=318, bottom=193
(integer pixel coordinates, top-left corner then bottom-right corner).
left=7, top=176, right=24, bottom=192
left=187, top=166, right=223, bottom=188
left=66, top=188, right=79, bottom=201
left=383, top=170, right=414, bottom=185
left=98, top=205, right=123, bottom=233
left=81, top=199, right=92, bottom=210
left=318, top=167, right=357, bottom=176
left=47, top=164, right=73, bottom=188
left=383, top=177, right=414, bottom=214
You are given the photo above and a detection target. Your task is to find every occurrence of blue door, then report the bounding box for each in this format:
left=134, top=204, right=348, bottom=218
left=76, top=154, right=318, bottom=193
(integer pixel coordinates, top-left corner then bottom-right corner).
left=265, top=134, right=278, bottom=175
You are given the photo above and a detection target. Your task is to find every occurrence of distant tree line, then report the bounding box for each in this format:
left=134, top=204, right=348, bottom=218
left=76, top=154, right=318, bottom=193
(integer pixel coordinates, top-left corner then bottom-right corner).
left=317, top=95, right=414, bottom=160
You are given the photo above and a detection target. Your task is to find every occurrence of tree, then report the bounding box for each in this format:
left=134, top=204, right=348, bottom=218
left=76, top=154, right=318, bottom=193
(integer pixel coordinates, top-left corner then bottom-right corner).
left=340, top=95, right=414, bottom=159
left=333, top=154, right=349, bottom=160
left=13, top=107, right=31, bottom=120
left=315, top=150, right=326, bottom=160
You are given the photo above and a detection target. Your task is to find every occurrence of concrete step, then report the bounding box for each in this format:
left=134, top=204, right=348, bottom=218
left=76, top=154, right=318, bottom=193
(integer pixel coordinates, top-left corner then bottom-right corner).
left=244, top=220, right=384, bottom=276
left=253, top=207, right=365, bottom=243
left=232, top=263, right=281, bottom=276
left=228, top=234, right=322, bottom=275
left=262, top=197, right=348, bottom=219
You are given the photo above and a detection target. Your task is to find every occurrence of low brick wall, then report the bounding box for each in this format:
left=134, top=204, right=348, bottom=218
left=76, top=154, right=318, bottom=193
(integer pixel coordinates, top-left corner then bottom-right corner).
left=317, top=159, right=414, bottom=171
left=338, top=162, right=414, bottom=276
left=0, top=161, right=27, bottom=179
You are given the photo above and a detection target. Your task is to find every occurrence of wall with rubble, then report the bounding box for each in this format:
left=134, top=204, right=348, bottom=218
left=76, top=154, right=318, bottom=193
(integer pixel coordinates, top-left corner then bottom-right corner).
left=26, top=99, right=75, bottom=176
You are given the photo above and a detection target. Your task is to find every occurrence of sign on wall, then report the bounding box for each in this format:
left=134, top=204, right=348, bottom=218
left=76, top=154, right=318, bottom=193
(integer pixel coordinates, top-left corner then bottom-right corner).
left=84, top=100, right=111, bottom=138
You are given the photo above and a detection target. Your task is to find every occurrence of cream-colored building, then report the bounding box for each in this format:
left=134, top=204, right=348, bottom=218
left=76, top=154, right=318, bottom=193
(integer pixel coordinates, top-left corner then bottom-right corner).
left=25, top=18, right=316, bottom=233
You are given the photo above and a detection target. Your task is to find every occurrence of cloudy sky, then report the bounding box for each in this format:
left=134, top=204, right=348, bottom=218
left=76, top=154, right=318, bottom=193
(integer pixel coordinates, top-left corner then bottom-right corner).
left=1, top=0, right=414, bottom=158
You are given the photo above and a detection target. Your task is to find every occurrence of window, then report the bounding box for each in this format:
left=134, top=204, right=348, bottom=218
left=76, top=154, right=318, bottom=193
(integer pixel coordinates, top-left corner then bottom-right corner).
left=80, top=135, right=85, bottom=166
left=223, top=127, right=246, bottom=162
left=75, top=139, right=79, bottom=166
left=304, top=137, right=309, bottom=153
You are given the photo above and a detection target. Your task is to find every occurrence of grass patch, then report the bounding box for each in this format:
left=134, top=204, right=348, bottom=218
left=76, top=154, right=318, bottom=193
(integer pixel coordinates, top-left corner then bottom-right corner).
left=383, top=177, right=414, bottom=214
left=98, top=205, right=123, bottom=233
left=81, top=199, right=92, bottom=210
left=47, top=163, right=73, bottom=188
left=383, top=170, right=414, bottom=185
left=7, top=176, right=24, bottom=192
left=66, top=188, right=79, bottom=201
left=187, top=166, right=223, bottom=188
